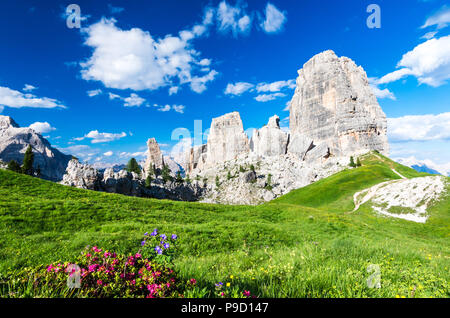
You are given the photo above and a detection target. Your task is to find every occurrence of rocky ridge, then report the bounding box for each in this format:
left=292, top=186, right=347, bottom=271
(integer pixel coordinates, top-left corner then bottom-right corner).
left=61, top=159, right=204, bottom=201
left=0, top=115, right=72, bottom=181
left=60, top=50, right=390, bottom=205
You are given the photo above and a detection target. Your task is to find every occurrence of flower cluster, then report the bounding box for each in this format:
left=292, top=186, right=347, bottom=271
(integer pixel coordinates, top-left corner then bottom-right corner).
left=140, top=229, right=178, bottom=264
left=36, top=246, right=182, bottom=298
left=3, top=230, right=256, bottom=298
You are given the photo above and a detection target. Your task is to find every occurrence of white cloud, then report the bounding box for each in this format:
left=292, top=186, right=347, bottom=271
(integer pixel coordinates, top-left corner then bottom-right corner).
left=119, top=151, right=146, bottom=158
left=108, top=92, right=121, bottom=100
left=87, top=89, right=102, bottom=97
left=190, top=70, right=218, bottom=93
left=23, top=84, right=37, bottom=92
left=123, top=93, right=145, bottom=107
left=76, top=130, right=127, bottom=144
left=260, top=3, right=287, bottom=33
left=217, top=1, right=252, bottom=36
left=107, top=92, right=146, bottom=107
left=421, top=5, right=450, bottom=29
left=103, top=151, right=113, bottom=157
left=199, top=58, right=211, bottom=66
left=388, top=112, right=450, bottom=142
left=376, top=68, right=414, bottom=85
left=376, top=35, right=450, bottom=87
left=58, top=145, right=99, bottom=163
left=225, top=82, right=254, bottom=95
left=172, top=105, right=185, bottom=114
left=254, top=92, right=285, bottom=102
left=421, top=31, right=437, bottom=40
left=224, top=79, right=295, bottom=97
left=80, top=17, right=217, bottom=93
left=370, top=85, right=396, bottom=100
left=0, top=86, right=66, bottom=110
left=29, top=122, right=56, bottom=134
left=169, top=86, right=179, bottom=95
left=157, top=104, right=171, bottom=112
left=152, top=103, right=185, bottom=113
left=256, top=79, right=295, bottom=92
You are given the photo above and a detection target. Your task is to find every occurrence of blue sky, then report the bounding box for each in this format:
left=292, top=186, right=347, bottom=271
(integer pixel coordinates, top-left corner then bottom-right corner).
left=0, top=0, right=449, bottom=171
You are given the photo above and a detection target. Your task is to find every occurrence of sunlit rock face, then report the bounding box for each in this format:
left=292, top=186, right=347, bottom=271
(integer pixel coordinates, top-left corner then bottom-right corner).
left=288, top=50, right=389, bottom=159
left=61, top=159, right=101, bottom=190
left=204, top=112, right=250, bottom=167
left=143, top=137, right=165, bottom=177
left=250, top=115, right=289, bottom=157
left=0, top=115, right=71, bottom=181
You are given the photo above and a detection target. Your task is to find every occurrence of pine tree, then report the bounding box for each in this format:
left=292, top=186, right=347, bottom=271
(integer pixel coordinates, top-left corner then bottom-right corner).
left=265, top=173, right=273, bottom=190
left=239, top=165, right=245, bottom=173
left=175, top=171, right=184, bottom=183
left=227, top=171, right=232, bottom=180
left=161, top=165, right=172, bottom=184
left=356, top=157, right=362, bottom=167
left=147, top=164, right=155, bottom=178
left=349, top=156, right=356, bottom=168
left=36, top=165, right=41, bottom=177
left=22, top=145, right=34, bottom=175
left=7, top=160, right=21, bottom=173
left=145, top=174, right=153, bottom=188
left=185, top=174, right=191, bottom=184
left=215, top=175, right=220, bottom=187
left=126, top=158, right=141, bottom=175
left=249, top=164, right=255, bottom=172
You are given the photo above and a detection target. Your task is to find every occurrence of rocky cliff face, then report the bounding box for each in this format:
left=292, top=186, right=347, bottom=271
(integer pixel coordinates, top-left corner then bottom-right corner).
left=54, top=50, right=392, bottom=206
left=61, top=159, right=101, bottom=190
left=61, top=159, right=205, bottom=201
left=250, top=115, right=289, bottom=157
left=0, top=115, right=72, bottom=181
left=205, top=112, right=250, bottom=167
left=143, top=138, right=165, bottom=177
left=288, top=50, right=389, bottom=158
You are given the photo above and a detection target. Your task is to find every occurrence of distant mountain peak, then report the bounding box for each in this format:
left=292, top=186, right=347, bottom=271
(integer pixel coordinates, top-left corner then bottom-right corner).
left=0, top=115, right=72, bottom=181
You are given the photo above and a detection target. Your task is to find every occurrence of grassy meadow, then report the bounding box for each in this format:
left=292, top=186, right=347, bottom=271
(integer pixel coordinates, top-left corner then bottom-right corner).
left=0, top=152, right=448, bottom=298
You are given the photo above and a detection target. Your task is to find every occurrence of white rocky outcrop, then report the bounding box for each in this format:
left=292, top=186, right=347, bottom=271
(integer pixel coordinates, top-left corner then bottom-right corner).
left=250, top=115, right=289, bottom=157
left=0, top=115, right=72, bottom=181
left=354, top=176, right=447, bottom=223
left=204, top=112, right=250, bottom=167
left=61, top=159, right=100, bottom=190
left=288, top=50, right=389, bottom=159
left=198, top=152, right=350, bottom=205
left=143, top=138, right=165, bottom=177
left=61, top=159, right=206, bottom=200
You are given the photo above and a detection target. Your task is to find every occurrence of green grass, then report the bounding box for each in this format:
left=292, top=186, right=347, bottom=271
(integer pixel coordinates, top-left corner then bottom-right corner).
left=0, top=152, right=449, bottom=298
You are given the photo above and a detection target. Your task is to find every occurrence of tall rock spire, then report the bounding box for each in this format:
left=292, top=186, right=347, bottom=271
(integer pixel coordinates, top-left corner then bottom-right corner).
left=288, top=50, right=389, bottom=158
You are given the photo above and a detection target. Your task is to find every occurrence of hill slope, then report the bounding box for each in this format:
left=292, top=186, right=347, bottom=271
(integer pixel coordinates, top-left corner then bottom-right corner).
left=0, top=153, right=448, bottom=298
